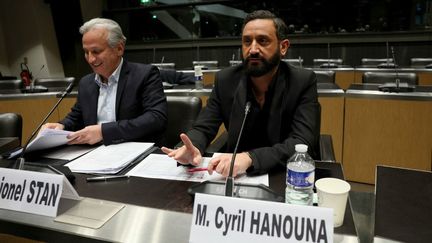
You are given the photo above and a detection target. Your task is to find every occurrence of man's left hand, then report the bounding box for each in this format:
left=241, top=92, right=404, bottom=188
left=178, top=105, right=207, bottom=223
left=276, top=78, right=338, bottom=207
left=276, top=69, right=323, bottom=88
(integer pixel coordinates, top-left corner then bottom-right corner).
left=67, top=124, right=103, bottom=145
left=207, top=152, right=252, bottom=177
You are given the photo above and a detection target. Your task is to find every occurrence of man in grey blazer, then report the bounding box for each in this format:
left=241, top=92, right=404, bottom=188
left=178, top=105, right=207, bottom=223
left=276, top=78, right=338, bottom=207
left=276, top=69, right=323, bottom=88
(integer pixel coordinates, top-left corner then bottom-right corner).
left=162, top=10, right=320, bottom=177
left=42, top=18, right=167, bottom=146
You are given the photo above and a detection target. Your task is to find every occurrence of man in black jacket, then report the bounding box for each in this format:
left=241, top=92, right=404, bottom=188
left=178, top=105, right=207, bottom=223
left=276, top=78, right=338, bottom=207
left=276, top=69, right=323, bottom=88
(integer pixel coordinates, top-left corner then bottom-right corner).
left=162, top=10, right=320, bottom=177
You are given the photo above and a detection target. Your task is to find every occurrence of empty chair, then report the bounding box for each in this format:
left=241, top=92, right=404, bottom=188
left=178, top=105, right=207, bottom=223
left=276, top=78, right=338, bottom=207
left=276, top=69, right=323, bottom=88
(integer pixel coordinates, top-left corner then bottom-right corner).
left=362, top=72, right=418, bottom=85
left=313, top=58, right=343, bottom=68
left=0, top=113, right=23, bottom=144
left=313, top=70, right=335, bottom=83
left=410, top=58, right=432, bottom=68
left=360, top=58, right=395, bottom=68
left=34, top=77, right=75, bottom=89
left=282, top=58, right=304, bottom=67
left=151, top=63, right=176, bottom=70
left=192, top=60, right=218, bottom=70
left=164, top=96, right=202, bottom=148
left=0, top=72, right=17, bottom=80
left=229, top=60, right=242, bottom=67
left=0, top=79, right=23, bottom=90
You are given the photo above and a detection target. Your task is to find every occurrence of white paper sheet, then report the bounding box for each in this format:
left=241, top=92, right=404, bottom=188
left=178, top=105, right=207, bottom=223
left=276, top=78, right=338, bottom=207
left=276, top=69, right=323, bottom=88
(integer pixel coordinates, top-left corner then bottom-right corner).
left=65, top=142, right=154, bottom=174
left=42, top=145, right=97, bottom=160
left=26, top=128, right=72, bottom=153
left=126, top=153, right=269, bottom=186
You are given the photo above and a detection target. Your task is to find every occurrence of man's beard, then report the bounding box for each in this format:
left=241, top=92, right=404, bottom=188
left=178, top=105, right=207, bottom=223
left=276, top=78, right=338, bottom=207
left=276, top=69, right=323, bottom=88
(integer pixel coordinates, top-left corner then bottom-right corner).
left=243, top=51, right=280, bottom=77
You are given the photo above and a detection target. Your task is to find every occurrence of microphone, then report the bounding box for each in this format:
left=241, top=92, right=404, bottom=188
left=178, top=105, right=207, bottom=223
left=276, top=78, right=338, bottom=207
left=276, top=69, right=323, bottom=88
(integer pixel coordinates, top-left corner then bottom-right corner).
left=378, top=47, right=415, bottom=93
left=188, top=102, right=283, bottom=202
left=16, top=82, right=75, bottom=169
left=225, top=101, right=251, bottom=196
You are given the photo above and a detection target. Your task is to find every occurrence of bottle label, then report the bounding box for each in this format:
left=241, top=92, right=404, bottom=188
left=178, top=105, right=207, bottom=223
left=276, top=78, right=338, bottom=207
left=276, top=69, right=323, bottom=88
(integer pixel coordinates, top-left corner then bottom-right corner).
left=287, top=170, right=315, bottom=187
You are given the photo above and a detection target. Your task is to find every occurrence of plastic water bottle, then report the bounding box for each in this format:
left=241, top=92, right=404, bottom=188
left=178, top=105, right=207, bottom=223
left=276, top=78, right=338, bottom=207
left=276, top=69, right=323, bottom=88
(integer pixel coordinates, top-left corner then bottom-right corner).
left=194, top=65, right=203, bottom=90
left=285, top=144, right=315, bottom=206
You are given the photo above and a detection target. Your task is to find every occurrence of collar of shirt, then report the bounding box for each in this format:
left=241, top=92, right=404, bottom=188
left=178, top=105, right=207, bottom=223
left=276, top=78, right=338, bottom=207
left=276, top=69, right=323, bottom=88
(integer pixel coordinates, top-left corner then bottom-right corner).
left=94, top=58, right=123, bottom=87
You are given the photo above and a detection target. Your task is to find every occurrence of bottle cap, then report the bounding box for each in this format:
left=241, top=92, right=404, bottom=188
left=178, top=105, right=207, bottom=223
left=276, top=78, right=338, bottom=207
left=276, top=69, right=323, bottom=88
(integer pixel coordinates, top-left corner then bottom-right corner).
left=295, top=144, right=308, bottom=153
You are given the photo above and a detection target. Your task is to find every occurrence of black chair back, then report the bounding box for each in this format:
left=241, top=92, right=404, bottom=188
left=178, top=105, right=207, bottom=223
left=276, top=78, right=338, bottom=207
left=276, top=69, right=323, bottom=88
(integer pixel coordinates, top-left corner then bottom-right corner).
left=313, top=70, right=335, bottom=83
left=362, top=72, right=418, bottom=85
left=165, top=96, right=202, bottom=148
left=410, top=58, right=432, bottom=68
left=0, top=113, right=23, bottom=143
left=360, top=58, right=395, bottom=68
left=0, top=79, right=23, bottom=90
left=313, top=58, right=343, bottom=68
left=34, top=77, right=75, bottom=89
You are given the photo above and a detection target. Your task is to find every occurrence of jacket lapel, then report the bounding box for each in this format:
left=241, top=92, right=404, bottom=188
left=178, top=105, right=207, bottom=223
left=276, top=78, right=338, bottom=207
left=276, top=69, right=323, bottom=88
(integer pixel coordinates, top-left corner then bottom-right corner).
left=227, top=76, right=248, bottom=149
left=115, top=61, right=129, bottom=118
left=267, top=70, right=286, bottom=144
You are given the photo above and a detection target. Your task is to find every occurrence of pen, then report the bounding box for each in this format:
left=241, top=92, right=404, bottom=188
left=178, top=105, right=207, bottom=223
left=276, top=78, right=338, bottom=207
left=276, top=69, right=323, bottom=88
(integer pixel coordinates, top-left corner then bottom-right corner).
left=187, top=167, right=208, bottom=173
left=86, top=175, right=130, bottom=182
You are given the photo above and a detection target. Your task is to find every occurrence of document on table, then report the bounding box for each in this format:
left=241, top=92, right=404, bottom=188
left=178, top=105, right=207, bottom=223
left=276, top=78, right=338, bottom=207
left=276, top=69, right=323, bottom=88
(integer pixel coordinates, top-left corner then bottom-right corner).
left=126, top=153, right=269, bottom=186
left=42, top=145, right=97, bottom=161
left=65, top=142, right=154, bottom=174
left=26, top=128, right=73, bottom=153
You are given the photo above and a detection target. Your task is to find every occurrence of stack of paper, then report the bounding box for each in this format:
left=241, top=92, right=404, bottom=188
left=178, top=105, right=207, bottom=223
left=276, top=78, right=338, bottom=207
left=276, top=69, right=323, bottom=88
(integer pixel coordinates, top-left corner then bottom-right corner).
left=66, top=142, right=154, bottom=174
left=126, top=153, right=269, bottom=186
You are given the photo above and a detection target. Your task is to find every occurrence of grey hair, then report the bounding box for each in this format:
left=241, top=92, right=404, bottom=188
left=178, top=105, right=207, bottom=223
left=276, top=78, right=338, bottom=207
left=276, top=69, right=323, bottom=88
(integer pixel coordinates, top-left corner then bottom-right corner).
left=79, top=18, right=127, bottom=47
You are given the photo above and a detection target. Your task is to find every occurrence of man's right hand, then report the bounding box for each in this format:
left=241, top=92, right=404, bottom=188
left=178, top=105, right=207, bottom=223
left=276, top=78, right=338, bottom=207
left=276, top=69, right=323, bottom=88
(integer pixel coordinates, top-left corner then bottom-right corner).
left=161, top=133, right=203, bottom=166
left=40, top=122, right=65, bottom=131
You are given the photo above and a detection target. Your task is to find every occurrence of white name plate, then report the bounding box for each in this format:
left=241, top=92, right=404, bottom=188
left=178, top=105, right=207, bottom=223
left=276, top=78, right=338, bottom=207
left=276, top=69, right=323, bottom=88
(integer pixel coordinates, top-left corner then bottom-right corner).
left=190, top=193, right=333, bottom=243
left=0, top=167, right=79, bottom=217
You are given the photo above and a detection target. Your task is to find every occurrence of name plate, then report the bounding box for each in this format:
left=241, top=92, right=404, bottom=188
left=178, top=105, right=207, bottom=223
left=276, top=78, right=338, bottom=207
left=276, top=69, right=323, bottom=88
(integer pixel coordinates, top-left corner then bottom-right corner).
left=0, top=167, right=78, bottom=217
left=190, top=193, right=333, bottom=243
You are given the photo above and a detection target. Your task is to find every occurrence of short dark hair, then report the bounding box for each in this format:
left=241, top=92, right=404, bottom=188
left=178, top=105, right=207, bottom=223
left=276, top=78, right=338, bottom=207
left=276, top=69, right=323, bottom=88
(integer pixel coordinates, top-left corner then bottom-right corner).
left=242, top=10, right=288, bottom=41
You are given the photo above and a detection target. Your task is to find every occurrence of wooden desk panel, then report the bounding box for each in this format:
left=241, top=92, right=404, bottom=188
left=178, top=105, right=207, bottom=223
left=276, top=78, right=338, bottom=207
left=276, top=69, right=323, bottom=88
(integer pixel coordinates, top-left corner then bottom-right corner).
left=319, top=96, right=345, bottom=162
left=417, top=72, right=432, bottom=86
left=343, top=98, right=432, bottom=184
left=335, top=71, right=355, bottom=90
left=0, top=98, right=60, bottom=143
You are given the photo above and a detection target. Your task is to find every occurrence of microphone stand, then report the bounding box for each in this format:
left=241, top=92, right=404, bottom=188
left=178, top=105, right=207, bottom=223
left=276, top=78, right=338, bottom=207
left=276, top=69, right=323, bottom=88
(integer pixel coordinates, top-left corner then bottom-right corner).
left=16, top=83, right=75, bottom=170
left=225, top=102, right=251, bottom=196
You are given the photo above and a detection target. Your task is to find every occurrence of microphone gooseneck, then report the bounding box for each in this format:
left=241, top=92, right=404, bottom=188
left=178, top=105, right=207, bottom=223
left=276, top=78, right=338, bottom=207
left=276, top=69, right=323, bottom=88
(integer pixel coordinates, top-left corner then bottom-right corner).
left=225, top=101, right=252, bottom=197
left=17, top=82, right=75, bottom=170
left=390, top=46, right=400, bottom=89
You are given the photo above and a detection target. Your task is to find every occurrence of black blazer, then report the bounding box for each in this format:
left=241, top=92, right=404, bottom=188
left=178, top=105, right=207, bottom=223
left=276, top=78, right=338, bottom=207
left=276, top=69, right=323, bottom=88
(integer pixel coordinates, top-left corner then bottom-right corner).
left=187, top=62, right=320, bottom=174
left=61, top=60, right=167, bottom=145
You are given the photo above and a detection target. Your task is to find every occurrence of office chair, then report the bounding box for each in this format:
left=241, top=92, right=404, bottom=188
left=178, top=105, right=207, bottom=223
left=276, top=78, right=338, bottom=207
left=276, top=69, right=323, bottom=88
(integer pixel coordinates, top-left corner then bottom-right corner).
left=229, top=60, right=242, bottom=67
left=0, top=113, right=23, bottom=143
left=313, top=70, right=335, bottom=83
left=362, top=72, right=418, bottom=85
left=192, top=61, right=218, bottom=70
left=164, top=96, right=202, bottom=148
left=34, top=77, right=75, bottom=89
left=313, top=58, right=343, bottom=68
left=151, top=63, right=176, bottom=70
left=410, top=58, right=432, bottom=68
left=0, top=79, right=23, bottom=90
left=282, top=58, right=304, bottom=67
left=360, top=58, right=395, bottom=68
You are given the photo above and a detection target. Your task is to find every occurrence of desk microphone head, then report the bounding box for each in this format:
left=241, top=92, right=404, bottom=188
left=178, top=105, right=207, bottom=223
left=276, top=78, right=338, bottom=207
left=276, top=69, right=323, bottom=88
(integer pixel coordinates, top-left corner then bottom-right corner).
left=65, top=82, right=75, bottom=94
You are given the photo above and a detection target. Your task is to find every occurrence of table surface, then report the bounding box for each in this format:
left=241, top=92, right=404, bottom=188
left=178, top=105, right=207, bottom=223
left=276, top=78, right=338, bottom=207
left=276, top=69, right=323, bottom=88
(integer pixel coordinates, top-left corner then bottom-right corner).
left=0, top=157, right=364, bottom=242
